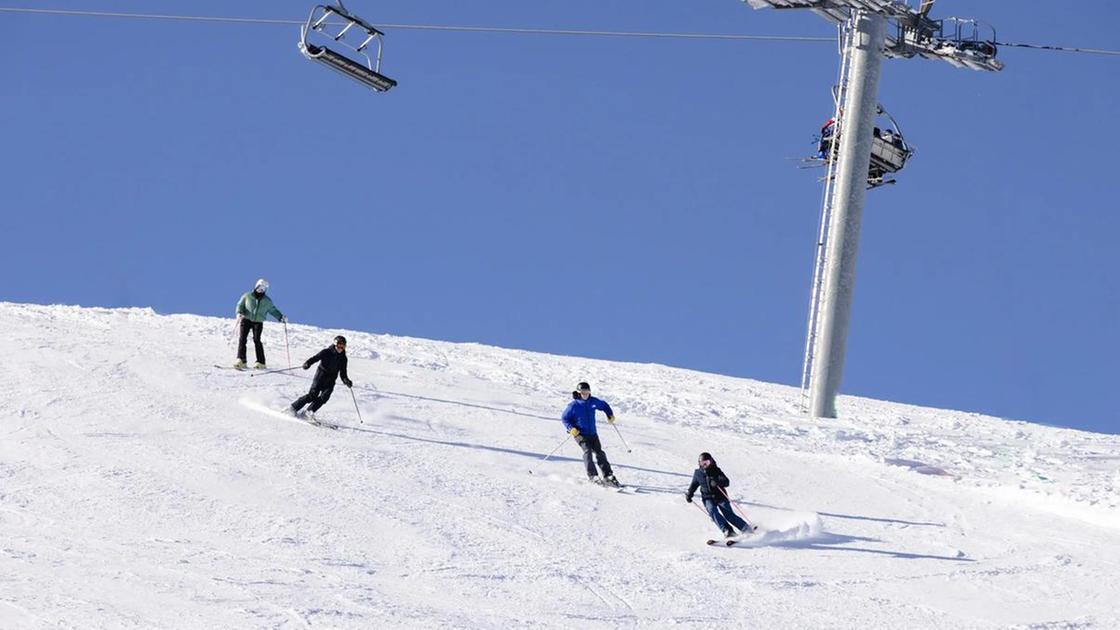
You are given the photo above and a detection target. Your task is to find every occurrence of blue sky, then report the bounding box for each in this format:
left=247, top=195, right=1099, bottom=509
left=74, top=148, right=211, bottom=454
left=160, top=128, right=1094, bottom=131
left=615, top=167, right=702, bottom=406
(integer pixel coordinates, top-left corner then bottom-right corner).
left=3, top=1, right=1117, bottom=433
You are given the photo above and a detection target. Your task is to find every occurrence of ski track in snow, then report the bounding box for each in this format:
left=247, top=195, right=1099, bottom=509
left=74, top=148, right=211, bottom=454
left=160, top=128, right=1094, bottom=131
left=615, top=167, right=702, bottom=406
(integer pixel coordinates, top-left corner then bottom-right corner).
left=0, top=302, right=1118, bottom=628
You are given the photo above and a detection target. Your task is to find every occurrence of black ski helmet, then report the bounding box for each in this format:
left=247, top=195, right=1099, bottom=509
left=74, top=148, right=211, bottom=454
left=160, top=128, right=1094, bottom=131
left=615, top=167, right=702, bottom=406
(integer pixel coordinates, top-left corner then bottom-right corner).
left=577, top=381, right=591, bottom=392
left=334, top=335, right=347, bottom=346
left=699, top=452, right=714, bottom=463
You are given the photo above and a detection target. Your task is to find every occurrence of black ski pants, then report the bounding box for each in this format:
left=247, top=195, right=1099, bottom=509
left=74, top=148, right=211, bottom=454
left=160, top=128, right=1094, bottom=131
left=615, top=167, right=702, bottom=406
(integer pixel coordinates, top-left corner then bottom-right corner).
left=292, top=381, right=335, bottom=413
left=576, top=434, right=613, bottom=478
left=237, top=318, right=265, bottom=364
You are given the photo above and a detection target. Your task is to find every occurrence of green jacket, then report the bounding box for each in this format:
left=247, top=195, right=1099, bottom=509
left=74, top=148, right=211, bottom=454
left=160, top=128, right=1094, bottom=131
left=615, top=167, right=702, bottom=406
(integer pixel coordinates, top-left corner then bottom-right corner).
left=236, top=291, right=284, bottom=323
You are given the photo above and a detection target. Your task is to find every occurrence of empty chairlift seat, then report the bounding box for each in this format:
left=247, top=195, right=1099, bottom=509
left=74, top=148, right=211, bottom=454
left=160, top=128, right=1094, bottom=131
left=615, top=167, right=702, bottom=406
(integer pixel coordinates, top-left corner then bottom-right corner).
left=298, top=2, right=398, bottom=92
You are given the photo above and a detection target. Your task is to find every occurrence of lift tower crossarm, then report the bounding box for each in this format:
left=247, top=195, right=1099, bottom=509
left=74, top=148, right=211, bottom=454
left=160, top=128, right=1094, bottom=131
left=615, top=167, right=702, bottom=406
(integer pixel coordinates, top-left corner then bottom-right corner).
left=745, top=0, right=1003, bottom=71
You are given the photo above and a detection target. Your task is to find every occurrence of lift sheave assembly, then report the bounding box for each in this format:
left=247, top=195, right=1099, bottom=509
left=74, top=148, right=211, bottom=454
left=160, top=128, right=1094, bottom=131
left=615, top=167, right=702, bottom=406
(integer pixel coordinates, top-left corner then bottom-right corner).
left=747, top=0, right=1002, bottom=71
left=298, top=2, right=397, bottom=92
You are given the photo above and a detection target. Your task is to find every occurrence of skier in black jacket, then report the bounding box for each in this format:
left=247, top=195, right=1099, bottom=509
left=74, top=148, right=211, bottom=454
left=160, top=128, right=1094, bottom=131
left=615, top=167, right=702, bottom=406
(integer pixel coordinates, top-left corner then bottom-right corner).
left=685, top=452, right=752, bottom=538
left=290, top=335, right=352, bottom=418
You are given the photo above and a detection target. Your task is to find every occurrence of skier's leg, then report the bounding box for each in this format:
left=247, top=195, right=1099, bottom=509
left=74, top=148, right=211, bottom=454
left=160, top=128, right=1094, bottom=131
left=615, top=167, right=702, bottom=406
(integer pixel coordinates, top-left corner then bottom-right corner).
left=309, top=383, right=335, bottom=412
left=292, top=386, right=319, bottom=412
left=237, top=318, right=252, bottom=362
left=587, top=435, right=613, bottom=477
left=575, top=436, right=598, bottom=478
left=251, top=322, right=265, bottom=364
left=717, top=500, right=748, bottom=532
left=703, top=498, right=731, bottom=533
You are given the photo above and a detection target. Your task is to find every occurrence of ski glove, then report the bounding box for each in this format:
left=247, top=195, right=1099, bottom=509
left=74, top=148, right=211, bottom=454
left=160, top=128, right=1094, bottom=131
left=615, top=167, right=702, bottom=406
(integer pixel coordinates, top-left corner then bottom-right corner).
left=685, top=494, right=694, bottom=503
left=568, top=427, right=580, bottom=438
left=606, top=416, right=616, bottom=424
left=280, top=315, right=288, bottom=323
left=343, top=378, right=353, bottom=388
left=302, top=362, right=311, bottom=370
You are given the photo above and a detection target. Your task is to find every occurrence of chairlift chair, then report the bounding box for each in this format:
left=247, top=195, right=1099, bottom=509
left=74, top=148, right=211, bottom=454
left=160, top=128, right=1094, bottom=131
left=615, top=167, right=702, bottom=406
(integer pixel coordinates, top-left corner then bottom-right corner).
left=930, top=18, right=1002, bottom=72
left=299, top=2, right=397, bottom=92
left=814, top=105, right=914, bottom=189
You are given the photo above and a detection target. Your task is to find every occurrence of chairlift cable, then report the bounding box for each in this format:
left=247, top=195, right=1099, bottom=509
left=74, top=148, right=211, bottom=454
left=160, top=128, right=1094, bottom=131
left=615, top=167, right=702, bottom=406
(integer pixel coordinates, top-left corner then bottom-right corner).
left=0, top=6, right=830, bottom=42
left=993, top=41, right=1120, bottom=57
left=1, top=6, right=1118, bottom=57
left=0, top=6, right=300, bottom=26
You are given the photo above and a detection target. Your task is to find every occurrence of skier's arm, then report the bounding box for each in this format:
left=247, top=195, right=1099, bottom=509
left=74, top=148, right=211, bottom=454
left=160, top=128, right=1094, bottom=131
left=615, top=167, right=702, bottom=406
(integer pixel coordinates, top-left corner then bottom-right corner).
left=717, top=472, right=730, bottom=488
left=593, top=398, right=615, bottom=420
left=685, top=473, right=700, bottom=501
left=303, top=348, right=326, bottom=369
left=560, top=402, right=577, bottom=431
left=340, top=356, right=351, bottom=386
left=268, top=304, right=284, bottom=322
left=235, top=294, right=250, bottom=318
left=709, top=468, right=730, bottom=490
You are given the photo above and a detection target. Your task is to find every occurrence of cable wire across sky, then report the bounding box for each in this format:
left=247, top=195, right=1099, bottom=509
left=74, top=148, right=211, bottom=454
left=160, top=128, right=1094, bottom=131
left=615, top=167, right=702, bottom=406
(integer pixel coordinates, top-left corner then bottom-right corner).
left=2, top=5, right=1118, bottom=55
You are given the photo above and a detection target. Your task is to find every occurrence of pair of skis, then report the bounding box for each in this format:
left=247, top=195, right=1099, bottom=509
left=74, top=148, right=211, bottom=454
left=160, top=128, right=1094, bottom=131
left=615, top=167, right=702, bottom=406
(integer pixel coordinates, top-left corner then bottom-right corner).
left=287, top=408, right=339, bottom=430
left=589, top=477, right=627, bottom=493
left=706, top=525, right=759, bottom=547
left=706, top=538, right=744, bottom=547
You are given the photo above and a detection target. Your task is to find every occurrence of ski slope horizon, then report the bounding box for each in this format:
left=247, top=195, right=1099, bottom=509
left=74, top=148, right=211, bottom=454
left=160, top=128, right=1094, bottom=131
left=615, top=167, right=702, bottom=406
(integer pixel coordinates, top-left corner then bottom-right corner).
left=2, top=302, right=1119, bottom=628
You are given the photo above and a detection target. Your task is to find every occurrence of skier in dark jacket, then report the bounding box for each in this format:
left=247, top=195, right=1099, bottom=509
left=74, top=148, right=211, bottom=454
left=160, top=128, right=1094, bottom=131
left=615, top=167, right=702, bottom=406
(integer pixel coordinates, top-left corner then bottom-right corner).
left=233, top=278, right=286, bottom=369
left=685, top=452, right=752, bottom=538
left=561, top=381, right=619, bottom=486
left=290, top=335, right=352, bottom=418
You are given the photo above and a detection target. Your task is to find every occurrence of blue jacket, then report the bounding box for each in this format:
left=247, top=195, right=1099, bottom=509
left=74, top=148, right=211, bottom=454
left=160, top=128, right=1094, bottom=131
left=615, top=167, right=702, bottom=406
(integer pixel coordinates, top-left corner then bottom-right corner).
left=561, top=396, right=613, bottom=437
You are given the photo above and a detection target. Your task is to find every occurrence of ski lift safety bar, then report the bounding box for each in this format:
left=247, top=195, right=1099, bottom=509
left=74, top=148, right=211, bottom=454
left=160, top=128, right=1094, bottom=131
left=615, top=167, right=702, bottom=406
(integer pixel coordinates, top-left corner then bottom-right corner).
left=299, top=3, right=397, bottom=92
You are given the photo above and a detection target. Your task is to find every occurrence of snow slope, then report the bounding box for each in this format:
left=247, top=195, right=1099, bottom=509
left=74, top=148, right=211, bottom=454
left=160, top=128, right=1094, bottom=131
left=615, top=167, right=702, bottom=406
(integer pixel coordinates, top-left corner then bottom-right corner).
left=1, top=303, right=1118, bottom=628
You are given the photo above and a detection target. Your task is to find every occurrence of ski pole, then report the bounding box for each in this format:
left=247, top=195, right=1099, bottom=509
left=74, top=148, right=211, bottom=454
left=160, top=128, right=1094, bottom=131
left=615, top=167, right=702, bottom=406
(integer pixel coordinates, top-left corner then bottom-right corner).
left=528, top=434, right=572, bottom=475
left=348, top=386, right=364, bottom=424
left=283, top=320, right=292, bottom=369
left=541, top=434, right=572, bottom=462
left=229, top=314, right=242, bottom=348
left=609, top=421, right=631, bottom=453
left=535, top=434, right=573, bottom=464
left=718, top=486, right=757, bottom=531
left=690, top=499, right=709, bottom=517
left=249, top=365, right=303, bottom=377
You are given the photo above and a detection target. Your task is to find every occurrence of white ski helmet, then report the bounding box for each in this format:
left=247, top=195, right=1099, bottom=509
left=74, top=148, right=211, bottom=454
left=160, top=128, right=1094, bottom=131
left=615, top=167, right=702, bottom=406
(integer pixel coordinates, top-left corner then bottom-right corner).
left=254, top=278, right=269, bottom=293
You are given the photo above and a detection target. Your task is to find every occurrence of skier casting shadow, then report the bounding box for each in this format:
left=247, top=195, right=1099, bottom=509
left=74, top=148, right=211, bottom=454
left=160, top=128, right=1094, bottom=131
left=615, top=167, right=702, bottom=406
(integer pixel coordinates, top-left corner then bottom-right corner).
left=561, top=381, right=620, bottom=487
left=233, top=278, right=286, bottom=369
left=290, top=335, right=353, bottom=420
left=686, top=452, right=753, bottom=539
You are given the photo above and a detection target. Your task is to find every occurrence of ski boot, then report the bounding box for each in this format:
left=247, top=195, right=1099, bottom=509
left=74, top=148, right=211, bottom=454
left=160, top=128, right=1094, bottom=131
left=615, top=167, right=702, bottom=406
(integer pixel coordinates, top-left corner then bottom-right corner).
left=252, top=362, right=266, bottom=370
left=588, top=476, right=604, bottom=485
left=233, top=359, right=247, bottom=369
left=603, top=474, right=621, bottom=488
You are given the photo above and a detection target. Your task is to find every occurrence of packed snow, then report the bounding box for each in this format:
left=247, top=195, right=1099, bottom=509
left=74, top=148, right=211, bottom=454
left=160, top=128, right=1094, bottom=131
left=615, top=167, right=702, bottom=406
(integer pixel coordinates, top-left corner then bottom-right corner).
left=1, top=303, right=1118, bottom=628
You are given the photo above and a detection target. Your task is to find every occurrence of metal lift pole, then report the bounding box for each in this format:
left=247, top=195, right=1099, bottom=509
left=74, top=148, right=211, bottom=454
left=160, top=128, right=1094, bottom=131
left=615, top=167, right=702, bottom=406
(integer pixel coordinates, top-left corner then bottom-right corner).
left=808, top=10, right=886, bottom=418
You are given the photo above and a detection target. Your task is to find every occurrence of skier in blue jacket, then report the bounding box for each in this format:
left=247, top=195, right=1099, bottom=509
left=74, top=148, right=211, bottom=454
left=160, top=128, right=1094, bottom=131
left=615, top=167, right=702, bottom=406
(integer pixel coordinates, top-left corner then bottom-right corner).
left=561, top=381, right=619, bottom=487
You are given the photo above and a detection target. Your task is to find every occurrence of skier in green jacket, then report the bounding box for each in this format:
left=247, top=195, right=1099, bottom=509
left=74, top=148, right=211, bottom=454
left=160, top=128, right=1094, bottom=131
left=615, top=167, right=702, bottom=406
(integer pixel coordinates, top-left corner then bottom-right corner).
left=234, top=278, right=286, bottom=369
